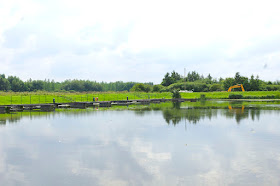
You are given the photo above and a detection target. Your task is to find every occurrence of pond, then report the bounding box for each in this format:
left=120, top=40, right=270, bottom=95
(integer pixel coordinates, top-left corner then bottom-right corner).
left=0, top=101, right=280, bottom=185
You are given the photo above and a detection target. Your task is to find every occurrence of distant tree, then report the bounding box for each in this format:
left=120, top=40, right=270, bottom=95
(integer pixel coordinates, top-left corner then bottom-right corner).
left=130, top=83, right=151, bottom=92
left=234, top=72, right=241, bottom=84
left=209, top=84, right=222, bottom=91
left=31, top=80, right=44, bottom=91
left=152, top=84, right=164, bottom=92
left=203, top=73, right=213, bottom=84
left=0, top=75, right=10, bottom=91
left=7, top=76, right=24, bottom=92
left=207, top=74, right=212, bottom=81
left=223, top=78, right=235, bottom=90
left=161, top=73, right=173, bottom=86
left=187, top=71, right=200, bottom=82
left=24, top=79, right=33, bottom=91
left=170, top=71, right=181, bottom=82
left=250, top=75, right=261, bottom=91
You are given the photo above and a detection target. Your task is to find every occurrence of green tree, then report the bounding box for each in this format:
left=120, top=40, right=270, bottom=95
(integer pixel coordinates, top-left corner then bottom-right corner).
left=170, top=71, right=181, bottom=82
left=0, top=75, right=10, bottom=91
left=161, top=73, right=173, bottom=86
left=223, top=78, right=235, bottom=90
left=234, top=72, right=241, bottom=84
left=187, top=71, right=200, bottom=82
left=7, top=76, right=24, bottom=92
left=250, top=75, right=261, bottom=91
left=152, top=84, right=164, bottom=92
left=130, top=83, right=151, bottom=92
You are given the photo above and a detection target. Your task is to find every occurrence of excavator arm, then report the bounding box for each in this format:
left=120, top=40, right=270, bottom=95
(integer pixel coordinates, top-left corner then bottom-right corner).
left=228, top=84, right=245, bottom=92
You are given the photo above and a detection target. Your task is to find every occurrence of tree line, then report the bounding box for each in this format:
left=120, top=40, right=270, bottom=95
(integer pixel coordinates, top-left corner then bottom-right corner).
left=0, top=71, right=279, bottom=92
left=129, top=71, right=280, bottom=92
left=158, top=71, right=280, bottom=92
left=0, top=74, right=152, bottom=92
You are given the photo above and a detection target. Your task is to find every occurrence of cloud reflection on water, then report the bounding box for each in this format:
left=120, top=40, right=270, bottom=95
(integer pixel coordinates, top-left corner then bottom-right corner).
left=0, top=105, right=279, bottom=185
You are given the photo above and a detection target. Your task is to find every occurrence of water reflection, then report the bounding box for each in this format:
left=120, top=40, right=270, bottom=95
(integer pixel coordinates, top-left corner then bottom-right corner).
left=0, top=102, right=278, bottom=126
left=161, top=102, right=264, bottom=125
left=0, top=102, right=280, bottom=185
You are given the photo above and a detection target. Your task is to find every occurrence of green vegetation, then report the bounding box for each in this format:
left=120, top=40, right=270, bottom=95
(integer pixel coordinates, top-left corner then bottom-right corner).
left=2, top=101, right=280, bottom=125
left=0, top=91, right=172, bottom=105
left=159, top=71, right=280, bottom=92
left=1, top=71, right=279, bottom=93
left=180, top=91, right=280, bottom=99
left=0, top=91, right=279, bottom=105
left=229, top=94, right=243, bottom=99
left=171, top=89, right=181, bottom=99
left=0, top=74, right=153, bottom=92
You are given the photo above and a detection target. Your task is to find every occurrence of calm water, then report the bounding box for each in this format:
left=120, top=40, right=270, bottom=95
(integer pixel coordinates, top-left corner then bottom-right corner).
left=0, top=102, right=280, bottom=186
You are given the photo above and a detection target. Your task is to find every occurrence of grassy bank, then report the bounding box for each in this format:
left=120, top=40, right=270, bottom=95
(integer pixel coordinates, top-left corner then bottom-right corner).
left=0, top=91, right=172, bottom=105
left=0, top=91, right=279, bottom=105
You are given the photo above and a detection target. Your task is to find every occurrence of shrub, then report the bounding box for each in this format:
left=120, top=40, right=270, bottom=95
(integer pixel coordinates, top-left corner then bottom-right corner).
left=209, top=84, right=222, bottom=91
left=171, top=89, right=181, bottom=99
left=152, top=84, right=164, bottom=92
left=167, top=82, right=210, bottom=92
left=229, top=94, right=243, bottom=99
left=266, top=85, right=280, bottom=91
left=130, top=83, right=152, bottom=92
left=200, top=94, right=206, bottom=100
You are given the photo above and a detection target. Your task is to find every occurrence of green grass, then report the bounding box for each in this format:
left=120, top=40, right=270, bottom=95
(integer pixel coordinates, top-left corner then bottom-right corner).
left=180, top=91, right=280, bottom=99
left=0, top=91, right=279, bottom=105
left=0, top=91, right=172, bottom=105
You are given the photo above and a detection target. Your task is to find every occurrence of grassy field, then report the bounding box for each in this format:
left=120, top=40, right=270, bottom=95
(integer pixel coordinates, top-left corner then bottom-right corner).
left=0, top=91, right=279, bottom=105
left=0, top=91, right=172, bottom=105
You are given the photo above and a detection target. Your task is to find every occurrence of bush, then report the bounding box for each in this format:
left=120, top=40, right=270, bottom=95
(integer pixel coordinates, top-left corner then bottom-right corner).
left=171, top=89, right=181, bottom=99
left=266, top=85, right=280, bottom=91
left=130, top=83, right=152, bottom=92
left=209, top=84, right=222, bottom=91
left=152, top=84, right=164, bottom=92
left=167, top=82, right=210, bottom=92
left=244, top=95, right=278, bottom=99
left=229, top=94, right=243, bottom=99
left=200, top=94, right=206, bottom=100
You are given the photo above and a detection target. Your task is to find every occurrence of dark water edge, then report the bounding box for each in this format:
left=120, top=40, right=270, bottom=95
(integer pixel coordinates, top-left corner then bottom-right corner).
left=0, top=101, right=280, bottom=186
left=1, top=101, right=280, bottom=125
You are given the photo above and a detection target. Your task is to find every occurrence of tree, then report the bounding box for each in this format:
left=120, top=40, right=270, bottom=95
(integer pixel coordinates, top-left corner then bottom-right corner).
left=171, top=89, right=181, bottom=99
left=7, top=76, right=24, bottom=92
left=187, top=71, right=200, bottom=82
left=152, top=84, right=164, bottom=92
left=170, top=71, right=181, bottom=82
left=130, top=83, right=151, bottom=92
left=0, top=76, right=10, bottom=91
left=161, top=73, right=173, bottom=86
left=223, top=78, right=235, bottom=90
left=250, top=75, right=261, bottom=91
left=234, top=72, right=241, bottom=84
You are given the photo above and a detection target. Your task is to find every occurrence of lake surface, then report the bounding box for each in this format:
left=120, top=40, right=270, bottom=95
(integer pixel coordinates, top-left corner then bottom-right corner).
left=0, top=102, right=280, bottom=186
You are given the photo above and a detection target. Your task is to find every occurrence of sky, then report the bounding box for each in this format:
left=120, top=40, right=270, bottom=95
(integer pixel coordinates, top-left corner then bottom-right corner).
left=1, top=0, right=280, bottom=84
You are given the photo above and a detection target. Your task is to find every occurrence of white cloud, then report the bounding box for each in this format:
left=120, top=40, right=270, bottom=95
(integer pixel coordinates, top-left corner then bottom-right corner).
left=1, top=0, right=280, bottom=83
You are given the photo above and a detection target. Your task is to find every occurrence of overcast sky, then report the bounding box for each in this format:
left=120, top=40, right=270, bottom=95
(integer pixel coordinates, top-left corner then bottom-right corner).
left=1, top=0, right=280, bottom=84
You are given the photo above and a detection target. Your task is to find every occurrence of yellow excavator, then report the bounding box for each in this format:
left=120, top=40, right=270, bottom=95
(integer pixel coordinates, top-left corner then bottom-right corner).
left=228, top=84, right=245, bottom=92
